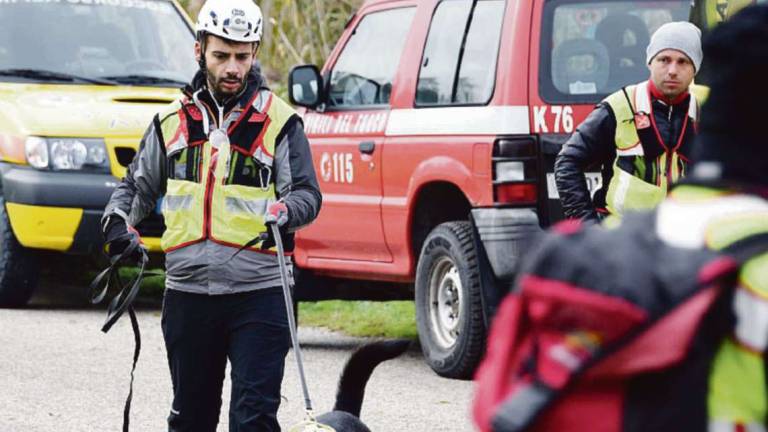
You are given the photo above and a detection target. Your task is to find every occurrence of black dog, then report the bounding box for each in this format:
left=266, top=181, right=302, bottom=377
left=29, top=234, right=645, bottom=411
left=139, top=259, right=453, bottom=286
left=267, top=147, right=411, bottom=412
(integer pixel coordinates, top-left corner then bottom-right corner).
left=315, top=339, right=411, bottom=432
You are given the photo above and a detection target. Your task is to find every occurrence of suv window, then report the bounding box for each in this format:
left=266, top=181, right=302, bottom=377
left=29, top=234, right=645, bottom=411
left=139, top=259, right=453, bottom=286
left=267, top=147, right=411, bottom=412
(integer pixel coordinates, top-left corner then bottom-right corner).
left=540, top=0, right=689, bottom=104
left=0, top=0, right=196, bottom=86
left=416, top=0, right=505, bottom=106
left=327, top=7, right=416, bottom=109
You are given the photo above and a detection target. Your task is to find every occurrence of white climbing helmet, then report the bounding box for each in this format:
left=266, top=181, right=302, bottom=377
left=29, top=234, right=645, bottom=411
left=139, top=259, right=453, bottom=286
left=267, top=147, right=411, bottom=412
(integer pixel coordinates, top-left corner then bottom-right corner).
left=196, top=0, right=263, bottom=44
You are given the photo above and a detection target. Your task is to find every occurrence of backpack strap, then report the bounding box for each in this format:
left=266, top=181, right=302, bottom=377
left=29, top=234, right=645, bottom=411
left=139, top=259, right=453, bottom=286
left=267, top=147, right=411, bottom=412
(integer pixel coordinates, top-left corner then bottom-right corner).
left=720, top=232, right=768, bottom=265
left=491, top=381, right=554, bottom=432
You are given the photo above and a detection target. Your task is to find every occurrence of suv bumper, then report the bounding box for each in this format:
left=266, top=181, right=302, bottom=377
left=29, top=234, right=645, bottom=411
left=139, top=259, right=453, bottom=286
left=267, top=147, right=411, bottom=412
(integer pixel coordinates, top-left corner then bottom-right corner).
left=0, top=164, right=162, bottom=254
left=471, top=208, right=541, bottom=280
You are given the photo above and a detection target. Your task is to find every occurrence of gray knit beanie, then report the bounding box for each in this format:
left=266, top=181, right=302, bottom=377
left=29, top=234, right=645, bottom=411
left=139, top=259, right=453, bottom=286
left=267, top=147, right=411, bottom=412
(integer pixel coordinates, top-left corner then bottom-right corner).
left=646, top=21, right=703, bottom=73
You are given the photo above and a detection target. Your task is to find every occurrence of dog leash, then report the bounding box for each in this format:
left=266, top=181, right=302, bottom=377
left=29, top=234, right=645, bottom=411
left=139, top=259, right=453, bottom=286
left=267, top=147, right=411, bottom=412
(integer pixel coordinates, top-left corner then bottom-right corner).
left=89, top=230, right=160, bottom=432
left=270, top=223, right=336, bottom=432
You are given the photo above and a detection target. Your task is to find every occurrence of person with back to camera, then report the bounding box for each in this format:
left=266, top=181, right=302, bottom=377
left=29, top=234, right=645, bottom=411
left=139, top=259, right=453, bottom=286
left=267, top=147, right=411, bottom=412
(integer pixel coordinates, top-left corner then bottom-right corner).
left=474, top=6, right=768, bottom=431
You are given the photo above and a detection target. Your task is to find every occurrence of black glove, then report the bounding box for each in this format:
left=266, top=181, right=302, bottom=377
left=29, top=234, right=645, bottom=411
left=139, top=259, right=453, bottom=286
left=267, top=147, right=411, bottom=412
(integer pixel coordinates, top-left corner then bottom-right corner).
left=103, top=216, right=141, bottom=259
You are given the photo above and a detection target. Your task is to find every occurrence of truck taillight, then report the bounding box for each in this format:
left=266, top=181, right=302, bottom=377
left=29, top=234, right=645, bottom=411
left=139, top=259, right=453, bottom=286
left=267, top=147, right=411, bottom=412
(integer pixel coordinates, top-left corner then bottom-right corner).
left=495, top=183, right=537, bottom=203
left=492, top=137, right=538, bottom=205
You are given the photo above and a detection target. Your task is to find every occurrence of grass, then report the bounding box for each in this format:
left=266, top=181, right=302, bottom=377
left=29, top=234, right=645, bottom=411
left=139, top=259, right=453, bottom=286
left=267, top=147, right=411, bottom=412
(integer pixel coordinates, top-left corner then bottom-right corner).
left=298, top=300, right=418, bottom=339
left=119, top=267, right=166, bottom=297
left=83, top=266, right=166, bottom=300
left=99, top=267, right=417, bottom=339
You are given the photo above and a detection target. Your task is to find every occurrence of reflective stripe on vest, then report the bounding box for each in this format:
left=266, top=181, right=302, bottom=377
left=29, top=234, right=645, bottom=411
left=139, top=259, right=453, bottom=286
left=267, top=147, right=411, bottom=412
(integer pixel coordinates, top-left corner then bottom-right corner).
left=710, top=419, right=767, bottom=432
left=734, top=284, right=768, bottom=352
left=158, top=91, right=296, bottom=252
left=603, top=81, right=698, bottom=216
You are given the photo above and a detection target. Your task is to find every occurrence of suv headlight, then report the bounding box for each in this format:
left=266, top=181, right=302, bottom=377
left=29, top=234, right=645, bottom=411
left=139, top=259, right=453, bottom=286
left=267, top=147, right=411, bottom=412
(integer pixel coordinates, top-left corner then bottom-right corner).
left=24, top=137, right=109, bottom=171
left=25, top=137, right=49, bottom=169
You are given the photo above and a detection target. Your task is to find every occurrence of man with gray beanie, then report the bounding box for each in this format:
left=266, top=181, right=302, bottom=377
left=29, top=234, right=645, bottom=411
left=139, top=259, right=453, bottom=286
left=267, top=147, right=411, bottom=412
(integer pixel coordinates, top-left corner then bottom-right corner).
left=555, top=20, right=703, bottom=222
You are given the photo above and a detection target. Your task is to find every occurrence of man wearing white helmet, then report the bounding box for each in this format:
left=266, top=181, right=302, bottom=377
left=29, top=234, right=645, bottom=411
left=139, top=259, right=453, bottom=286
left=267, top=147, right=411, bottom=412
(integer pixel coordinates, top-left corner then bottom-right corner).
left=101, top=0, right=322, bottom=430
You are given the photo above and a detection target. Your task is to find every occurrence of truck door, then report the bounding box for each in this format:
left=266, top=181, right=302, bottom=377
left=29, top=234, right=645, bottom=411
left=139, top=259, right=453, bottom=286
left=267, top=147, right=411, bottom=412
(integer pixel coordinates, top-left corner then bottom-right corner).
left=298, top=5, right=417, bottom=264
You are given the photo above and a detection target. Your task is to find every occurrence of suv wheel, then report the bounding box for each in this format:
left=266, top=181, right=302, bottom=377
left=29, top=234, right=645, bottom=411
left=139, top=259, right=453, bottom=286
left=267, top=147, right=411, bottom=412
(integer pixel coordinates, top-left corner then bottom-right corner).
left=0, top=198, right=39, bottom=307
left=415, top=221, right=485, bottom=379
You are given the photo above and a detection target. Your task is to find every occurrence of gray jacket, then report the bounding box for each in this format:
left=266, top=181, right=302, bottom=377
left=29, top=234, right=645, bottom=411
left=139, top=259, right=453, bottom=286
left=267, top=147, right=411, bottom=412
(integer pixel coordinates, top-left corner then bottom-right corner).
left=103, top=70, right=322, bottom=295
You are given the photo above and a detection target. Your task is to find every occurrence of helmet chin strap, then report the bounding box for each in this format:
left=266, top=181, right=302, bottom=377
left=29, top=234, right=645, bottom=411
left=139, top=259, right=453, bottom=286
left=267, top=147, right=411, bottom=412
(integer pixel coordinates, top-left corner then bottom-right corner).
left=197, top=31, right=207, bottom=70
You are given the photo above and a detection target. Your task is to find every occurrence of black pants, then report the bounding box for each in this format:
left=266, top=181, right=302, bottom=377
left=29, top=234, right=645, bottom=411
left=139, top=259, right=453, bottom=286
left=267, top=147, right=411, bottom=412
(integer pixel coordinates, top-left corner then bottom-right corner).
left=161, top=288, right=290, bottom=432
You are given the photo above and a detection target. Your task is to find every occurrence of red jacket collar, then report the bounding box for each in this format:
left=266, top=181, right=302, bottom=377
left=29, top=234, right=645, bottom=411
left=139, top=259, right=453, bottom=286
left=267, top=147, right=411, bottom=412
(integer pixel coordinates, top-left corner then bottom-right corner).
left=648, top=79, right=689, bottom=105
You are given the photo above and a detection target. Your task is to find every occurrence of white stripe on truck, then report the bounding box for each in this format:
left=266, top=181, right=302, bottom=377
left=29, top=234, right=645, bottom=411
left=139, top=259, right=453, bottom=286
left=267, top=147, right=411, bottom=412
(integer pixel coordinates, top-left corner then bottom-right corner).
left=385, top=105, right=530, bottom=136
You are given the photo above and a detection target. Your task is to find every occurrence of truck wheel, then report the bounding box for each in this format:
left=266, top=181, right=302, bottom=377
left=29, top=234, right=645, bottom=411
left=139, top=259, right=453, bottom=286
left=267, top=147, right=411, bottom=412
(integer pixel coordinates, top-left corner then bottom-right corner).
left=0, top=199, right=38, bottom=307
left=415, top=221, right=485, bottom=379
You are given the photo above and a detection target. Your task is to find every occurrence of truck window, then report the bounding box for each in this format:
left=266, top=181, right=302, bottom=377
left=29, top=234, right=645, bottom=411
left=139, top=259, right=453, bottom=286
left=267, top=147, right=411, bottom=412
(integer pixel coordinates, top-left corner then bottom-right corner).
left=327, top=7, right=416, bottom=109
left=0, top=0, right=196, bottom=85
left=540, top=0, right=689, bottom=104
left=416, top=0, right=505, bottom=106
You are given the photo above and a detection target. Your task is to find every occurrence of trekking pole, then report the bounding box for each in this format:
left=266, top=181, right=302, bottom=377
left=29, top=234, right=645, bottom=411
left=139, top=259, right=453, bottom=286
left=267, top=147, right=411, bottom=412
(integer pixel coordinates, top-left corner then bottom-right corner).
left=269, top=223, right=335, bottom=432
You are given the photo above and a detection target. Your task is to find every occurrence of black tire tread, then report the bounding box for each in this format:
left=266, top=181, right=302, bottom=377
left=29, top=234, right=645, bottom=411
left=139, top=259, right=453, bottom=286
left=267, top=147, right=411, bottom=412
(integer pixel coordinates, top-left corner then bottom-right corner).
left=0, top=198, right=38, bottom=307
left=415, top=220, right=486, bottom=379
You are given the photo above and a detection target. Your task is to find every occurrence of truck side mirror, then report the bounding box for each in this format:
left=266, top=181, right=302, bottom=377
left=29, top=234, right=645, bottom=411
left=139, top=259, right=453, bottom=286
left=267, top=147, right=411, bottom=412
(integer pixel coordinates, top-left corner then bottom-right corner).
left=288, top=65, right=324, bottom=109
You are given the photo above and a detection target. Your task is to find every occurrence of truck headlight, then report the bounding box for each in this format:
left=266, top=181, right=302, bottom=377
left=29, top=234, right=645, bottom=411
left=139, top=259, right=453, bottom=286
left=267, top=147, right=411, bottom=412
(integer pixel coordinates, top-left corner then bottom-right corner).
left=25, top=137, right=49, bottom=169
left=24, top=137, right=109, bottom=171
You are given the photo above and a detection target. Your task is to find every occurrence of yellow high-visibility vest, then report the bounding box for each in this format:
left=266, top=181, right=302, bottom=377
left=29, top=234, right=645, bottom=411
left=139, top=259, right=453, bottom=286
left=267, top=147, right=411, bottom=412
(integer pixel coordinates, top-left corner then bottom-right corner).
left=604, top=81, right=698, bottom=216
left=664, top=185, right=768, bottom=430
left=706, top=205, right=768, bottom=430
left=157, top=92, right=296, bottom=253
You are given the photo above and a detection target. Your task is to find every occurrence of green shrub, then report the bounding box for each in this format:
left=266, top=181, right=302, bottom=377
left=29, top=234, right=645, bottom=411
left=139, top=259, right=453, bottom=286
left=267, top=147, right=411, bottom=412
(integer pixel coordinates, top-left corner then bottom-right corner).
left=179, top=0, right=363, bottom=97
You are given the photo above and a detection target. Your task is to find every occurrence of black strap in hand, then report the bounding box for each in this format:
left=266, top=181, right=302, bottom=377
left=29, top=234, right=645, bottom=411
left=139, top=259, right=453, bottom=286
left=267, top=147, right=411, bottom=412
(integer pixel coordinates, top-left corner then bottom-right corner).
left=89, top=231, right=159, bottom=431
left=89, top=231, right=153, bottom=331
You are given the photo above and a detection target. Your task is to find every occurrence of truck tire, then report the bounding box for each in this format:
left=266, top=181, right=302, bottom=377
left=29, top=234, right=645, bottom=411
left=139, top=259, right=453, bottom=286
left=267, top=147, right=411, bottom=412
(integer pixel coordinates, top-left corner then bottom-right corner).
left=0, top=198, right=39, bottom=307
left=415, top=221, right=485, bottom=379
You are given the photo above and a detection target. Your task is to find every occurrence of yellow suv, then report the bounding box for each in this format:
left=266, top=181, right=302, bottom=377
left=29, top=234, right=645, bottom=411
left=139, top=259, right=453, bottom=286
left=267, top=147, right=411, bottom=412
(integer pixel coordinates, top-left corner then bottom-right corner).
left=0, top=0, right=196, bottom=306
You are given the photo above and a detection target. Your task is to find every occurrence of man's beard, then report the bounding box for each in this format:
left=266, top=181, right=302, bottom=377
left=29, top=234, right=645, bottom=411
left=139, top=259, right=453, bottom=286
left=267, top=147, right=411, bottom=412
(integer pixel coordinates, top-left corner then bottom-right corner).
left=205, top=69, right=248, bottom=104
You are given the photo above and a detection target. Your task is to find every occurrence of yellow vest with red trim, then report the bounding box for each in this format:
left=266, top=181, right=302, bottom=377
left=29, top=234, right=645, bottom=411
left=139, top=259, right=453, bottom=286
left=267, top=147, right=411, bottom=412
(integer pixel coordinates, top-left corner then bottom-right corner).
left=705, top=203, right=768, bottom=431
left=603, top=81, right=698, bottom=216
left=156, top=92, right=296, bottom=252
left=664, top=186, right=768, bottom=431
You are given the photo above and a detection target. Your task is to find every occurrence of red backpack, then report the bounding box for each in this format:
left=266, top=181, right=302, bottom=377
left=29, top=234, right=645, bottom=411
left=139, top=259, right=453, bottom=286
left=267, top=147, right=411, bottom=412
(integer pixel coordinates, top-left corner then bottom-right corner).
left=473, top=214, right=768, bottom=432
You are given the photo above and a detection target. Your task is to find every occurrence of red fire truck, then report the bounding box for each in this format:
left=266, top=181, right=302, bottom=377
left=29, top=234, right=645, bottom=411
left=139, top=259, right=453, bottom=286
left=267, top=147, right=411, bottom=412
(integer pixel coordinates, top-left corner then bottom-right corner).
left=288, top=0, right=693, bottom=378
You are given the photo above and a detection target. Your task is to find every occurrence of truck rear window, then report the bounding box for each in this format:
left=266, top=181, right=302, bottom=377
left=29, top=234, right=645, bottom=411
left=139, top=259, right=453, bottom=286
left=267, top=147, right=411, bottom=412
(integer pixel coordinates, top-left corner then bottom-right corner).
left=540, top=0, right=690, bottom=104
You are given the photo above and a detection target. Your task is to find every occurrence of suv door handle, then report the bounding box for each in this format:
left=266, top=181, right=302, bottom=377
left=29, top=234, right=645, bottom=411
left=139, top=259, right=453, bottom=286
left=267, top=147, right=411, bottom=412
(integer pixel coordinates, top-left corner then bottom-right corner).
left=359, top=141, right=375, bottom=155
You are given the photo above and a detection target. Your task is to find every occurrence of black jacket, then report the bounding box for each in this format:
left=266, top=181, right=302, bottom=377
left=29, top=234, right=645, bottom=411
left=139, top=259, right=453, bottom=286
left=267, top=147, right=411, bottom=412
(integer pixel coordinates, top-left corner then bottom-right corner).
left=555, top=91, right=693, bottom=221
